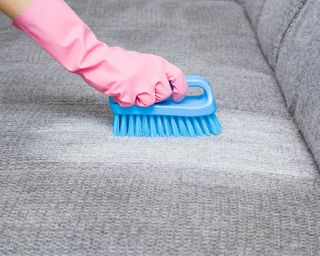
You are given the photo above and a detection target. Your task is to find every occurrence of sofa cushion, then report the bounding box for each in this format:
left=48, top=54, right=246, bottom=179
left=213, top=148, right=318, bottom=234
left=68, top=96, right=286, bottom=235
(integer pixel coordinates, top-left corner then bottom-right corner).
left=0, top=0, right=319, bottom=255
left=276, top=0, right=320, bottom=167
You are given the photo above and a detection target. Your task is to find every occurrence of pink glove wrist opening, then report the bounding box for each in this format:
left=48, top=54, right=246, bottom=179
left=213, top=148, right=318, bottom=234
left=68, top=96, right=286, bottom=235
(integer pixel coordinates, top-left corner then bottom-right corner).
left=13, top=0, right=188, bottom=106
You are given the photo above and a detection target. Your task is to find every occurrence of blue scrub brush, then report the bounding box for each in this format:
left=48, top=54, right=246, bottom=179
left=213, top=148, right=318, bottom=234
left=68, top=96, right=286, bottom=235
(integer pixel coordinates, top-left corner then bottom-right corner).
left=109, top=75, right=221, bottom=137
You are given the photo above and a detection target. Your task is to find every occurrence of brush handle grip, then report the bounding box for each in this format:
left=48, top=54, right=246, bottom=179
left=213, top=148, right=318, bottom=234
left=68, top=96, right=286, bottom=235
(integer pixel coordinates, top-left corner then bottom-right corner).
left=109, top=75, right=217, bottom=117
left=186, top=75, right=213, bottom=102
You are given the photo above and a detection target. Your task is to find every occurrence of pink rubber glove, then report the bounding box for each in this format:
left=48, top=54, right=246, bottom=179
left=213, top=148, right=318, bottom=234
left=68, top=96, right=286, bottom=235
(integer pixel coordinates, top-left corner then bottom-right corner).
left=13, top=0, right=188, bottom=106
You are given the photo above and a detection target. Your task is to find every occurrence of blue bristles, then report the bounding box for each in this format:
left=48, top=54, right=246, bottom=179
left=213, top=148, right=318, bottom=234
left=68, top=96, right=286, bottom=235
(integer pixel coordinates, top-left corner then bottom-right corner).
left=163, top=116, right=172, bottom=136
left=150, top=116, right=157, bottom=136
left=135, top=115, right=142, bottom=136
left=156, top=116, right=165, bottom=136
left=185, top=117, right=196, bottom=137
left=207, top=114, right=221, bottom=135
left=112, top=114, right=221, bottom=137
left=119, top=115, right=127, bottom=136
left=142, top=115, right=150, bottom=136
left=177, top=117, right=188, bottom=137
left=170, top=117, right=180, bottom=136
left=112, top=114, right=120, bottom=135
left=199, top=116, right=210, bottom=135
left=192, top=117, right=204, bottom=136
left=127, top=115, right=135, bottom=136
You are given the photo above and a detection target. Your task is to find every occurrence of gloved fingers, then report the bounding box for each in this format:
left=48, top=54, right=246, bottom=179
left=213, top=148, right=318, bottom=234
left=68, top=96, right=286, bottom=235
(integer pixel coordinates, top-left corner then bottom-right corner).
left=108, top=90, right=135, bottom=107
left=114, top=98, right=134, bottom=107
left=163, top=60, right=188, bottom=102
left=135, top=91, right=156, bottom=107
left=155, top=80, right=172, bottom=103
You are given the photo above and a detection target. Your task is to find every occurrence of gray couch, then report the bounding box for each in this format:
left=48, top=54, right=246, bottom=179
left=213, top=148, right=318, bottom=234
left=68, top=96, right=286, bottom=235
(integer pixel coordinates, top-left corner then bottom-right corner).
left=0, top=0, right=320, bottom=255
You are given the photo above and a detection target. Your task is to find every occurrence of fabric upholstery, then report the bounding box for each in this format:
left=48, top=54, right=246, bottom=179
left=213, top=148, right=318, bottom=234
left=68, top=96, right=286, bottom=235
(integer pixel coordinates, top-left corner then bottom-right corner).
left=0, top=0, right=320, bottom=255
left=275, top=0, right=320, bottom=168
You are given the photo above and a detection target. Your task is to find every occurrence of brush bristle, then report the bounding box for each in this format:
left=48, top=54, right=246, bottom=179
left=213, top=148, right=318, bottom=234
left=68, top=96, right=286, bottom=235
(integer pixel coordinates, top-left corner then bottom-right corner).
left=112, top=114, right=221, bottom=137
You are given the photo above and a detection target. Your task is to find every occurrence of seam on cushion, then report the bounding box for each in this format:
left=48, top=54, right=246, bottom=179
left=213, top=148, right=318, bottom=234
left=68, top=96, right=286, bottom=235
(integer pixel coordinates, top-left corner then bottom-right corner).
left=274, top=0, right=309, bottom=116
left=274, top=0, right=309, bottom=66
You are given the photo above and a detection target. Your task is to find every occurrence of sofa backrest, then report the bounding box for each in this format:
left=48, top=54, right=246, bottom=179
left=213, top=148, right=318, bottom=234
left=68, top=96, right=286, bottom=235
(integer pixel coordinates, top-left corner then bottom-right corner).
left=240, top=0, right=320, bottom=167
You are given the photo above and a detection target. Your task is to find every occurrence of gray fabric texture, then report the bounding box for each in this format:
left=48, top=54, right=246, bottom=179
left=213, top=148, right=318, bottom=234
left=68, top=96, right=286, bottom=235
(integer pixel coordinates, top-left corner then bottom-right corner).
left=237, top=0, right=266, bottom=29
left=1, top=0, right=320, bottom=255
left=275, top=0, right=320, bottom=171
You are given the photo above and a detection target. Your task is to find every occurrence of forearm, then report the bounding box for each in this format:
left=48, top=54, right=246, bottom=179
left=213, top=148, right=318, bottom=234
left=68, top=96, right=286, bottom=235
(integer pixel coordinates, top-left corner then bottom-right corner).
left=0, top=0, right=32, bottom=19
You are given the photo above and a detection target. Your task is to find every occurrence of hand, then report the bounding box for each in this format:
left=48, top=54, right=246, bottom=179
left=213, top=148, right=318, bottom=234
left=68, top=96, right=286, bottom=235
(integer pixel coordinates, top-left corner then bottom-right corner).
left=83, top=46, right=188, bottom=107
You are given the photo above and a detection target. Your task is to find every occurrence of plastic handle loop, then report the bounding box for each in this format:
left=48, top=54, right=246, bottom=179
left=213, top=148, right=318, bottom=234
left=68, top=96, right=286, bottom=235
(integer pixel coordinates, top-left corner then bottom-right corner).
left=185, top=75, right=213, bottom=104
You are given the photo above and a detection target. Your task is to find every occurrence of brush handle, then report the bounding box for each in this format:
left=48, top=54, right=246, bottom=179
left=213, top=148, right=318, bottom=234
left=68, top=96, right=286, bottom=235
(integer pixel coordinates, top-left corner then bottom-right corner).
left=109, top=75, right=217, bottom=117
left=186, top=75, right=213, bottom=101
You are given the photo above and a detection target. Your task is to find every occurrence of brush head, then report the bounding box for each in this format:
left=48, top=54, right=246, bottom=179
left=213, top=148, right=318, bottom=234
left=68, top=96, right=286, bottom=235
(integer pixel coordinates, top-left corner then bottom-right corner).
left=109, top=75, right=222, bottom=137
left=112, top=113, right=221, bottom=137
